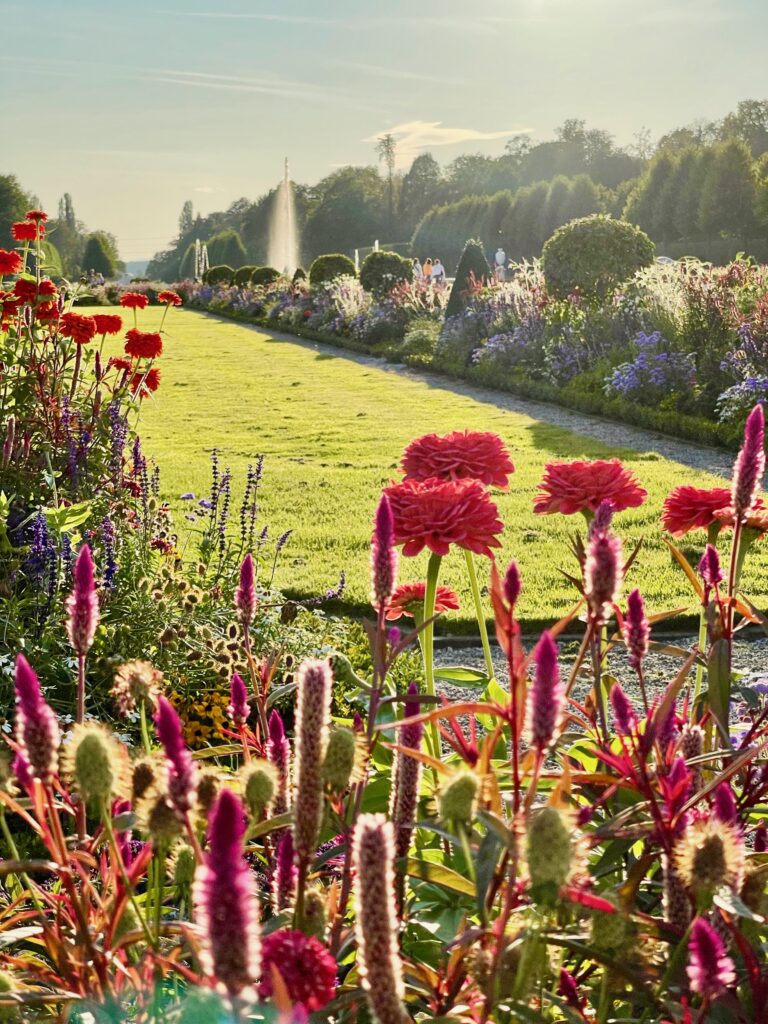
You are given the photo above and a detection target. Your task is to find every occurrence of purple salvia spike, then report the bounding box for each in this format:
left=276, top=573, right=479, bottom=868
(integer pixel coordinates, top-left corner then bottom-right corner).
left=370, top=493, right=399, bottom=611
left=194, top=789, right=261, bottom=997
left=66, top=544, right=99, bottom=656
left=732, top=403, right=765, bottom=520
left=528, top=632, right=564, bottom=755
left=14, top=654, right=60, bottom=785
left=155, top=695, right=198, bottom=815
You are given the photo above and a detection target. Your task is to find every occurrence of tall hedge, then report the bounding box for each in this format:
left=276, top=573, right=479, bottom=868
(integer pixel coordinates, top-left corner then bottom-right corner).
left=207, top=228, right=247, bottom=269
left=251, top=266, right=282, bottom=286
left=203, top=264, right=234, bottom=286
left=82, top=234, right=116, bottom=278
left=444, top=239, right=491, bottom=320
left=541, top=214, right=654, bottom=300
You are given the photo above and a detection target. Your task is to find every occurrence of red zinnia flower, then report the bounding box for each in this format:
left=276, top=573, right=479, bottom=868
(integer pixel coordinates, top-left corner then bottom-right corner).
left=25, top=209, right=48, bottom=222
left=108, top=356, right=133, bottom=374
left=35, top=302, right=59, bottom=325
left=157, top=289, right=182, bottom=306
left=11, top=221, right=41, bottom=241
left=385, top=476, right=504, bottom=558
left=258, top=929, right=337, bottom=1011
left=13, top=278, right=38, bottom=303
left=125, top=328, right=163, bottom=359
left=120, top=291, right=149, bottom=310
left=92, top=313, right=123, bottom=335
left=37, top=279, right=57, bottom=299
left=660, top=486, right=733, bottom=538
left=401, top=430, right=515, bottom=489
left=60, top=312, right=98, bottom=345
left=130, top=367, right=161, bottom=396
left=534, top=459, right=647, bottom=516
left=385, top=582, right=460, bottom=620
left=0, top=249, right=22, bottom=275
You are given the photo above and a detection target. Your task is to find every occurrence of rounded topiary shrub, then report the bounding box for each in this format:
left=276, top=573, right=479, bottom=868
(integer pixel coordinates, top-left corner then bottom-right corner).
left=233, top=266, right=258, bottom=287
left=251, top=266, right=282, bottom=287
left=359, top=250, right=414, bottom=297
left=292, top=267, right=307, bottom=283
left=444, top=239, right=491, bottom=320
left=542, top=215, right=655, bottom=300
left=203, top=265, right=234, bottom=286
left=308, top=253, right=357, bottom=288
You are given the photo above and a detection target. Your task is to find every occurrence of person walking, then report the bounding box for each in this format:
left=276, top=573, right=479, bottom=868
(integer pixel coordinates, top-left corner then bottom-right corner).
left=423, top=257, right=433, bottom=283
left=431, top=258, right=446, bottom=287
left=412, top=257, right=423, bottom=281
left=494, top=246, right=507, bottom=283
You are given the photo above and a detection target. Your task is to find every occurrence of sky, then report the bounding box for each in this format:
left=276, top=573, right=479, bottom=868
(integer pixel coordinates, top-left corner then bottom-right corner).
left=1, top=0, right=765, bottom=261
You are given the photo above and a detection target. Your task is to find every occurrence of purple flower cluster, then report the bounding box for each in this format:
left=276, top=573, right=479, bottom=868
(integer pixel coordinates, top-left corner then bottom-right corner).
left=605, top=331, right=696, bottom=400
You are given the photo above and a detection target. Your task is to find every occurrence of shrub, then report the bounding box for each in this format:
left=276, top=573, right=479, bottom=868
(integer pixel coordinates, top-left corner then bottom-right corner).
left=82, top=233, right=117, bottom=278
left=309, top=253, right=356, bottom=288
left=292, top=267, right=307, bottom=283
left=397, top=317, right=440, bottom=367
left=359, top=250, right=414, bottom=297
left=203, top=264, right=234, bottom=286
left=251, top=266, right=282, bottom=286
left=542, top=214, right=655, bottom=300
left=444, top=239, right=491, bottom=320
left=233, top=265, right=258, bottom=287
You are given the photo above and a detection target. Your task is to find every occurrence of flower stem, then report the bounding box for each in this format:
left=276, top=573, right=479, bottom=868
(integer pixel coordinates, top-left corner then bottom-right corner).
left=421, top=552, right=442, bottom=758
left=139, top=701, right=152, bottom=755
left=464, top=548, right=495, bottom=682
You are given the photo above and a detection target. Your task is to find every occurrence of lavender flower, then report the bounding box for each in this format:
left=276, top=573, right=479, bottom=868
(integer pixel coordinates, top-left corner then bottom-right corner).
left=732, top=403, right=765, bottom=520
left=235, top=553, right=257, bottom=625
left=371, top=493, right=399, bottom=610
left=292, top=659, right=332, bottom=867
left=14, top=654, right=60, bottom=785
left=194, top=789, right=261, bottom=998
left=65, top=545, right=99, bottom=657
left=686, top=917, right=735, bottom=999
left=623, top=588, right=650, bottom=672
left=155, top=696, right=198, bottom=815
left=101, top=515, right=117, bottom=588
left=228, top=673, right=249, bottom=727
left=353, top=814, right=409, bottom=1024
left=528, top=632, right=564, bottom=755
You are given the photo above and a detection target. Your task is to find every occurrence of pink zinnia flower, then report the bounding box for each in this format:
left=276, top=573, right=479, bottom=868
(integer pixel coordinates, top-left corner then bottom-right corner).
left=235, top=553, right=257, bottom=624
left=66, top=545, right=99, bottom=656
left=401, top=430, right=515, bottom=489
left=371, top=493, right=399, bottom=610
left=385, top=476, right=503, bottom=558
left=258, top=929, right=337, bottom=1011
left=660, top=486, right=732, bottom=537
left=528, top=632, right=564, bottom=755
left=14, top=654, right=60, bottom=785
left=385, top=581, right=459, bottom=620
left=534, top=459, right=646, bottom=516
left=686, top=917, right=735, bottom=999
left=732, top=404, right=765, bottom=520
left=155, top=696, right=197, bottom=815
left=194, top=789, right=261, bottom=998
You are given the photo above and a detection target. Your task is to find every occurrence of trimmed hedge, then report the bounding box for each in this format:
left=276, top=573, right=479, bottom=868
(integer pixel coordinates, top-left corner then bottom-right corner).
left=251, top=266, right=282, bottom=286
left=542, top=215, right=655, bottom=300
left=234, top=265, right=258, bottom=286
left=203, top=264, right=234, bottom=286
left=309, top=253, right=357, bottom=288
left=445, top=239, right=492, bottom=320
left=359, top=250, right=414, bottom=297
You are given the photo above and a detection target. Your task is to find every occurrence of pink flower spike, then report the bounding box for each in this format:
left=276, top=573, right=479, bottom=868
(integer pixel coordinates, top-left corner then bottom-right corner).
left=155, top=695, right=197, bottom=815
left=66, top=544, right=99, bottom=656
left=698, top=544, right=723, bottom=588
left=610, top=683, right=637, bottom=736
left=623, top=588, right=650, bottom=672
left=371, top=493, right=399, bottom=610
left=714, top=782, right=738, bottom=825
left=584, top=529, right=623, bottom=622
left=14, top=654, right=60, bottom=785
left=228, top=672, right=249, bottom=726
left=528, top=632, right=564, bottom=755
left=236, top=553, right=257, bottom=624
left=732, top=403, right=765, bottom=520
left=503, top=560, right=522, bottom=608
left=686, top=917, right=735, bottom=999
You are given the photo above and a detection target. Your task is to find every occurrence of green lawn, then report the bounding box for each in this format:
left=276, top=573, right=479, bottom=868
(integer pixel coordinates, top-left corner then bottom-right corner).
left=95, top=306, right=768, bottom=632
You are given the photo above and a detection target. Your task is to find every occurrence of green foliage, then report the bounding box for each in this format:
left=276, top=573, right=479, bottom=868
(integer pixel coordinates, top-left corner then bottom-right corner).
left=82, top=233, right=117, bottom=278
left=542, top=214, right=654, bottom=299
left=233, top=265, right=258, bottom=287
left=445, top=239, right=491, bottom=319
left=396, top=318, right=440, bottom=366
left=178, top=243, right=197, bottom=280
left=203, top=264, right=234, bottom=286
left=206, top=228, right=247, bottom=269
left=359, top=250, right=414, bottom=297
left=308, top=253, right=357, bottom=288
left=0, top=173, right=34, bottom=240
left=292, top=267, right=307, bottom=283
left=250, top=266, right=282, bottom=286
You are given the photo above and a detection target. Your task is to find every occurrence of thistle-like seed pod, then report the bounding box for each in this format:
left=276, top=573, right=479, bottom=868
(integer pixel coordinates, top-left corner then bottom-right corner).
left=731, top=403, right=765, bottom=520
left=390, top=683, right=424, bottom=864
left=14, top=654, right=60, bottom=785
left=62, top=723, right=126, bottom=807
left=527, top=805, right=574, bottom=891
left=169, top=842, right=197, bottom=887
left=322, top=727, right=357, bottom=792
left=438, top=771, right=478, bottom=826
left=240, top=760, right=277, bottom=820
left=292, top=659, right=332, bottom=867
left=131, top=756, right=160, bottom=804
left=302, top=886, right=328, bottom=940
left=145, top=794, right=184, bottom=843
left=370, top=493, right=398, bottom=611
left=0, top=968, right=19, bottom=1022
left=353, top=814, right=409, bottom=1024
left=66, top=544, right=100, bottom=656
left=676, top=818, right=744, bottom=896
left=590, top=899, right=631, bottom=956
left=194, top=789, right=261, bottom=998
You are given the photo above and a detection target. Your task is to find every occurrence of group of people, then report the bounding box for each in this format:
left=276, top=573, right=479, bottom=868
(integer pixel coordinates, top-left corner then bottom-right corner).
left=412, top=257, right=447, bottom=286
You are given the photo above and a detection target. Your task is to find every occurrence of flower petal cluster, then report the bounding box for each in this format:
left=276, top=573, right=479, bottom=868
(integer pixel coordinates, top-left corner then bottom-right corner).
left=120, top=291, right=149, bottom=310
left=661, top=485, right=733, bottom=537
left=534, top=459, right=646, bottom=516
left=401, top=429, right=515, bottom=489
left=125, top=329, right=163, bottom=359
left=258, top=929, right=336, bottom=1011
left=385, top=476, right=503, bottom=557
left=385, top=581, right=459, bottom=620
left=60, top=313, right=97, bottom=346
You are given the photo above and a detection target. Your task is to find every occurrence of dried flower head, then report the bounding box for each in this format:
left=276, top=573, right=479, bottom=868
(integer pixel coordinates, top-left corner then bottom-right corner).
left=111, top=660, right=162, bottom=717
left=169, top=842, right=197, bottom=887
left=676, top=817, right=744, bottom=896
left=61, top=723, right=127, bottom=807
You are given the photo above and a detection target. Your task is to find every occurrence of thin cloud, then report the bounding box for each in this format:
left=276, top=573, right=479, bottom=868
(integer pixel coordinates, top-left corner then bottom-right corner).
left=159, top=9, right=334, bottom=24
left=333, top=61, right=465, bottom=86
left=365, top=120, right=529, bottom=165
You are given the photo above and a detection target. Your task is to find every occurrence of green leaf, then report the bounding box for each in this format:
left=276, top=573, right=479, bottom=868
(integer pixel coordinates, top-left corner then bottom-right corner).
left=714, top=887, right=765, bottom=923
left=404, top=857, right=475, bottom=897
left=42, top=501, right=92, bottom=534
left=707, top=638, right=731, bottom=741
left=435, top=665, right=489, bottom=688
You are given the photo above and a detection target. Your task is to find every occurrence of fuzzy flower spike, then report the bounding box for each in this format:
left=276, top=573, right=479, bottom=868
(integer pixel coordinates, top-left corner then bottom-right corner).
left=732, top=403, right=765, bottom=521
left=14, top=654, right=60, bottom=786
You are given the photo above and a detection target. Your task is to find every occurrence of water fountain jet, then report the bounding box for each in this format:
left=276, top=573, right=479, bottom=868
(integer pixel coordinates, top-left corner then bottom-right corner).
left=268, top=157, right=299, bottom=276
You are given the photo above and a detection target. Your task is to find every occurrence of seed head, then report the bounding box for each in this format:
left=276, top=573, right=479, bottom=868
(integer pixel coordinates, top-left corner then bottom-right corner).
left=527, top=805, right=575, bottom=893
left=438, top=771, right=478, bottom=825
left=322, top=727, right=358, bottom=792
left=240, top=760, right=277, bottom=820
left=62, top=723, right=127, bottom=807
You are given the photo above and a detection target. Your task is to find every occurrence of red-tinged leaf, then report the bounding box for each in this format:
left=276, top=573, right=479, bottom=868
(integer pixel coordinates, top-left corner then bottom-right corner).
left=663, top=537, right=704, bottom=598
left=375, top=701, right=501, bottom=731
left=382, top=741, right=448, bottom=775
left=561, top=887, right=618, bottom=913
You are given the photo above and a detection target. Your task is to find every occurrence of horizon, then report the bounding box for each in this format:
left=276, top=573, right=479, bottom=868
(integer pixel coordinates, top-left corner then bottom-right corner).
left=2, top=0, right=766, bottom=260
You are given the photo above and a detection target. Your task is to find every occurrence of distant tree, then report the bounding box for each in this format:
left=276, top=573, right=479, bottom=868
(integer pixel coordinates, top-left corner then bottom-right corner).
left=699, top=138, right=757, bottom=243
left=58, top=193, right=77, bottom=229
left=669, top=148, right=701, bottom=240
left=399, top=153, right=443, bottom=234
left=445, top=239, right=491, bottom=319
left=561, top=175, right=602, bottom=224
left=304, top=166, right=386, bottom=258
left=179, top=200, right=194, bottom=236
left=718, top=99, right=768, bottom=156
left=444, top=154, right=496, bottom=200
left=630, top=127, right=654, bottom=161
left=207, top=228, right=247, bottom=268
left=376, top=133, right=397, bottom=237
left=753, top=151, right=768, bottom=229
left=623, top=151, right=676, bottom=235
left=179, top=243, right=197, bottom=280
left=537, top=175, right=571, bottom=242
left=0, top=173, right=34, bottom=240
left=82, top=234, right=117, bottom=278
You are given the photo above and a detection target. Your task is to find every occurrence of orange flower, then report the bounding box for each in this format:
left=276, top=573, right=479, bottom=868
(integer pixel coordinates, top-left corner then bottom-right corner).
left=401, top=430, right=515, bottom=489
left=0, top=249, right=22, bottom=275
left=130, top=367, right=161, bottom=396
left=25, top=209, right=48, bottom=222
left=93, top=314, right=123, bottom=335
left=713, top=500, right=768, bottom=535
left=11, top=221, right=41, bottom=241
left=385, top=477, right=503, bottom=558
left=534, top=459, right=647, bottom=516
left=120, top=291, right=149, bottom=310
left=661, top=486, right=733, bottom=538
left=385, top=582, right=460, bottom=620
left=60, top=312, right=97, bottom=345
left=157, top=289, right=182, bottom=306
left=125, top=328, right=162, bottom=359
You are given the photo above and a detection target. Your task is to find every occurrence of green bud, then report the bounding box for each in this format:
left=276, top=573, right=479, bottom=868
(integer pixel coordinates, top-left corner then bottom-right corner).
left=66, top=724, right=124, bottom=806
left=169, top=842, right=197, bottom=887
left=303, top=886, right=327, bottom=940
left=527, top=806, right=573, bottom=892
left=0, top=969, right=18, bottom=1021
left=590, top=902, right=630, bottom=955
left=322, top=727, right=357, bottom=791
left=439, top=772, right=478, bottom=825
left=241, top=761, right=277, bottom=819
